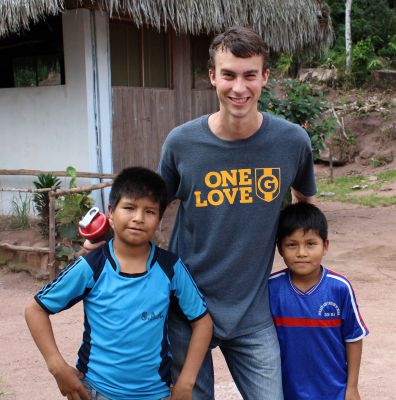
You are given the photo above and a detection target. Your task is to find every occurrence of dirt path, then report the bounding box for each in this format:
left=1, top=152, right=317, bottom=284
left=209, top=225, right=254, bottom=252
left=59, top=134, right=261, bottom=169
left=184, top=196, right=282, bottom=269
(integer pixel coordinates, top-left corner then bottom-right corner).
left=1, top=201, right=395, bottom=399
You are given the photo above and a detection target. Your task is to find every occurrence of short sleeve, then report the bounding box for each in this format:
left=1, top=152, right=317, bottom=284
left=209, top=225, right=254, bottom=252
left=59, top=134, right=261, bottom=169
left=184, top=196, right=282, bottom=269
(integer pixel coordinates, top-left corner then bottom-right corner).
left=34, top=257, right=95, bottom=314
left=341, top=283, right=369, bottom=342
left=158, top=134, right=180, bottom=203
left=170, top=260, right=207, bottom=321
left=291, top=133, right=317, bottom=197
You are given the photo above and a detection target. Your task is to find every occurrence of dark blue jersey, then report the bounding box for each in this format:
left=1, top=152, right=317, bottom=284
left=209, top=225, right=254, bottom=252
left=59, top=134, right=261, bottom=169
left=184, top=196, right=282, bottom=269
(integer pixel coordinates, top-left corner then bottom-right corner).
left=269, top=267, right=368, bottom=400
left=35, top=241, right=207, bottom=400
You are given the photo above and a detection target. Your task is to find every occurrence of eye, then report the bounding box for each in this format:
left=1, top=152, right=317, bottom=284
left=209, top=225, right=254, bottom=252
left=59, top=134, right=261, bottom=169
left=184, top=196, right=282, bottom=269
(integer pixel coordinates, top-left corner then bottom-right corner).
left=285, top=243, right=296, bottom=248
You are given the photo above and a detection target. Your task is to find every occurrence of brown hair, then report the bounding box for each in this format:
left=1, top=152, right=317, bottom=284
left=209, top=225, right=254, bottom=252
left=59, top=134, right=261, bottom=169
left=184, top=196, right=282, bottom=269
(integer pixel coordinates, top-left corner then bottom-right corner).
left=208, top=26, right=269, bottom=71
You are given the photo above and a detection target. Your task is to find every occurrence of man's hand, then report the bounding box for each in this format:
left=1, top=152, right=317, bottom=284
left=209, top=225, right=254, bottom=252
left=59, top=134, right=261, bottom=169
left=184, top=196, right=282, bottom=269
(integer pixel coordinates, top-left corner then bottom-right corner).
left=82, top=239, right=105, bottom=252
left=51, top=362, right=89, bottom=400
left=170, top=381, right=193, bottom=400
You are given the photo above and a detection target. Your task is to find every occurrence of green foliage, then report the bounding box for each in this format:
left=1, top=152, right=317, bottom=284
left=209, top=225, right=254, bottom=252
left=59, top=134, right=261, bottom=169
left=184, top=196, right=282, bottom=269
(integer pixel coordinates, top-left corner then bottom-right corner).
left=312, top=0, right=396, bottom=86
left=32, top=173, right=61, bottom=237
left=55, top=166, right=94, bottom=267
left=272, top=54, right=294, bottom=77
left=351, top=38, right=377, bottom=82
left=10, top=193, right=31, bottom=229
left=259, top=80, right=336, bottom=158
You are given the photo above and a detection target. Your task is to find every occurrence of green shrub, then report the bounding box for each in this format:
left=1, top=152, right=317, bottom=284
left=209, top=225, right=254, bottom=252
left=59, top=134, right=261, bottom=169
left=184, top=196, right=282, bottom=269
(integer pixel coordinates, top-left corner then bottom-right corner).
left=259, top=80, right=336, bottom=158
left=33, top=173, right=62, bottom=237
left=10, top=193, right=31, bottom=229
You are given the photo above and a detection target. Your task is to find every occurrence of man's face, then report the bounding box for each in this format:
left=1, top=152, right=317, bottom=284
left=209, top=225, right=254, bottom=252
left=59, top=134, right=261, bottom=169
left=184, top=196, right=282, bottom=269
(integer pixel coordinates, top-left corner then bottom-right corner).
left=209, top=49, right=269, bottom=120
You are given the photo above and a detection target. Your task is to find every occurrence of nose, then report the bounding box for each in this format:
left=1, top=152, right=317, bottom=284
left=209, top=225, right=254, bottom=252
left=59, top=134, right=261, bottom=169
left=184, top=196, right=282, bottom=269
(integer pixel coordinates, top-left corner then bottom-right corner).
left=132, top=209, right=144, bottom=223
left=297, top=245, right=308, bottom=257
left=232, top=77, right=246, bottom=94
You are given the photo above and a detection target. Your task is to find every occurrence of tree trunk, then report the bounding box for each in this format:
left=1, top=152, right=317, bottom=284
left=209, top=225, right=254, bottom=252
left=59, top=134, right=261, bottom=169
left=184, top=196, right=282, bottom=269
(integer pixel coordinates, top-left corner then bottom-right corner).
left=345, top=0, right=353, bottom=73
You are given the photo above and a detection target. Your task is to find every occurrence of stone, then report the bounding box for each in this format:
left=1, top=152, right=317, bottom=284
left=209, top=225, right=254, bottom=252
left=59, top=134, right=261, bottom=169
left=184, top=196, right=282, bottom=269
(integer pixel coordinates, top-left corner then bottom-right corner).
left=359, top=149, right=375, bottom=159
left=373, top=150, right=394, bottom=165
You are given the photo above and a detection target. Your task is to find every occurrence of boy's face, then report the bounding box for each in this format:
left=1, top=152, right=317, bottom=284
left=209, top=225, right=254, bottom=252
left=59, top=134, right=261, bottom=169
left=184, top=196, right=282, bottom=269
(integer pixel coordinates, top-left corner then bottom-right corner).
left=278, top=228, right=329, bottom=279
left=108, top=196, right=161, bottom=247
left=208, top=49, right=269, bottom=120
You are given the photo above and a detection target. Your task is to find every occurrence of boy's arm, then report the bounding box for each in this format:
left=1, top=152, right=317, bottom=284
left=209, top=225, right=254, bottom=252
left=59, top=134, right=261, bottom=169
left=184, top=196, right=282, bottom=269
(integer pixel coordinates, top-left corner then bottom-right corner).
left=345, top=340, right=363, bottom=400
left=171, top=313, right=213, bottom=400
left=25, top=300, right=90, bottom=400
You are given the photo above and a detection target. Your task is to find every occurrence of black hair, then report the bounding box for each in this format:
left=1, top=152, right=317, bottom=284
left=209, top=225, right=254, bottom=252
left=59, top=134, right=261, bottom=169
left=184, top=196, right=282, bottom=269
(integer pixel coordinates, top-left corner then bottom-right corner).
left=208, top=26, right=269, bottom=71
left=277, top=203, right=328, bottom=243
left=109, top=167, right=168, bottom=218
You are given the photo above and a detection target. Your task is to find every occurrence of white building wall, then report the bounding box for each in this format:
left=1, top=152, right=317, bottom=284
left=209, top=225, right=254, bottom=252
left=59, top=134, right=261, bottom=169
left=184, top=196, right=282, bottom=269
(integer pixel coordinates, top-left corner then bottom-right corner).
left=0, top=9, right=112, bottom=214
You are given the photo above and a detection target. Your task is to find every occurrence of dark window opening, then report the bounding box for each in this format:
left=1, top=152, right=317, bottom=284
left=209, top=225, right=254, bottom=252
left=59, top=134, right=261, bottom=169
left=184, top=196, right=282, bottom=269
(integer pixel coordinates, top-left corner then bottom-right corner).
left=191, top=34, right=212, bottom=89
left=110, top=21, right=171, bottom=88
left=0, top=15, right=65, bottom=88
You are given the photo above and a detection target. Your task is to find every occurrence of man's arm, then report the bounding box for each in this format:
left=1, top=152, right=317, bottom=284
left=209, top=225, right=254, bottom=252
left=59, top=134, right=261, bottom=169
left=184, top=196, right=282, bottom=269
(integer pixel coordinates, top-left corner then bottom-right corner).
left=291, top=188, right=316, bottom=204
left=345, top=340, right=363, bottom=400
left=25, top=301, right=89, bottom=400
left=171, top=314, right=213, bottom=400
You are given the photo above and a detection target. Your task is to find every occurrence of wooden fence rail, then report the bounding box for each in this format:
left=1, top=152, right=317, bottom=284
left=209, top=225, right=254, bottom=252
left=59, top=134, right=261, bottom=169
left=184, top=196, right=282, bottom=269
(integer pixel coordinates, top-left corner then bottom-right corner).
left=0, top=170, right=114, bottom=279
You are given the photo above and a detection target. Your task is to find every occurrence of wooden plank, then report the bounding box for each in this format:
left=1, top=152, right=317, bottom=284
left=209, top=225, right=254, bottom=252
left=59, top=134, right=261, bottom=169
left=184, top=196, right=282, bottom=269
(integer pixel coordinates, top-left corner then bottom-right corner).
left=0, top=169, right=114, bottom=179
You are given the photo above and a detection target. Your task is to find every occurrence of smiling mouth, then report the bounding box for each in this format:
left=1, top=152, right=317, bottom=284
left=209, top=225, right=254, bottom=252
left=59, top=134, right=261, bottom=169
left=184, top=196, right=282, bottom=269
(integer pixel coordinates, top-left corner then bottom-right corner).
left=229, top=97, right=249, bottom=104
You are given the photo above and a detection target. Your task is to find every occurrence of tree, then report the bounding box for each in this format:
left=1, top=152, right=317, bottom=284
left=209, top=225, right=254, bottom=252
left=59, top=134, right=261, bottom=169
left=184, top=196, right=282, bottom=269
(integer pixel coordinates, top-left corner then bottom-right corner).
left=345, top=0, right=353, bottom=73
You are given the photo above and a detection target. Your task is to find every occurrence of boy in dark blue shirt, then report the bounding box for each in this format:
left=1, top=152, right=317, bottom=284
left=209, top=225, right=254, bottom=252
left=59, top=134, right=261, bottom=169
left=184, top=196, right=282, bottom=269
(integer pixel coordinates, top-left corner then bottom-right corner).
left=25, top=167, right=212, bottom=400
left=269, top=203, right=368, bottom=400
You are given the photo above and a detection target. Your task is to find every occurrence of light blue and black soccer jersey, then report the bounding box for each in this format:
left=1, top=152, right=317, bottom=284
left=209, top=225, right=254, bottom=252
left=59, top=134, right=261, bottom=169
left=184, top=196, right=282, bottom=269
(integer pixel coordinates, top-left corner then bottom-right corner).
left=35, top=241, right=208, bottom=400
left=269, top=267, right=369, bottom=400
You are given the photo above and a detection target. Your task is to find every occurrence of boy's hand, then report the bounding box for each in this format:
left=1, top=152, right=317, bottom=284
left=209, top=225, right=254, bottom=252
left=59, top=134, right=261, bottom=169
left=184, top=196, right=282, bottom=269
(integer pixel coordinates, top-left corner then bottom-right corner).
left=170, top=381, right=193, bottom=400
left=51, top=362, right=89, bottom=400
left=345, top=386, right=361, bottom=400
left=82, top=239, right=105, bottom=253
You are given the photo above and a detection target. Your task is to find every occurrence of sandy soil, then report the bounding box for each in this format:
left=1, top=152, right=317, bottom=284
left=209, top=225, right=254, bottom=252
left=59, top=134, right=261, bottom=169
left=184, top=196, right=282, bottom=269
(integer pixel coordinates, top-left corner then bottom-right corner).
left=1, top=200, right=396, bottom=399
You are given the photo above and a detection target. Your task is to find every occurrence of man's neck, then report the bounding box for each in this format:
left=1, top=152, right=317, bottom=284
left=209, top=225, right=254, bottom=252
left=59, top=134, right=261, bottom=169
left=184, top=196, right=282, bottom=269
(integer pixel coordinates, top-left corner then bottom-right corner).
left=208, top=110, right=263, bottom=141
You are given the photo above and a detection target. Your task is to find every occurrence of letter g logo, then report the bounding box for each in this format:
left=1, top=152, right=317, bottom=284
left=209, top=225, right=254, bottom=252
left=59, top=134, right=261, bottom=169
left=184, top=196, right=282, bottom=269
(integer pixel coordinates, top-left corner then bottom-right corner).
left=255, top=168, right=281, bottom=202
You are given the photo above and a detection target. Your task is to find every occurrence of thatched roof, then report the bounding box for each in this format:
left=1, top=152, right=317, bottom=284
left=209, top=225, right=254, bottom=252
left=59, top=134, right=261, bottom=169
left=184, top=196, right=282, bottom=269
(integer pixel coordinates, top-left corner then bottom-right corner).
left=0, top=0, right=333, bottom=53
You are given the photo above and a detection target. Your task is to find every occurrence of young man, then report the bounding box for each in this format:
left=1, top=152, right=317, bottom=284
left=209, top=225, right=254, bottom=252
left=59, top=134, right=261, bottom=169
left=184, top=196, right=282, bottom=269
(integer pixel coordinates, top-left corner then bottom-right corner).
left=158, top=26, right=316, bottom=399
left=270, top=202, right=368, bottom=400
left=25, top=167, right=212, bottom=400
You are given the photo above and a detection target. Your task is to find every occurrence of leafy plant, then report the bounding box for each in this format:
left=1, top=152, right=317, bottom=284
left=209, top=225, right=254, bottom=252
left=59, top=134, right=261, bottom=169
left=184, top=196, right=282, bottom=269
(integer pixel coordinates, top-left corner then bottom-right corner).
left=55, top=166, right=94, bottom=267
left=32, top=173, right=61, bottom=237
left=259, top=80, right=337, bottom=158
left=10, top=193, right=31, bottom=229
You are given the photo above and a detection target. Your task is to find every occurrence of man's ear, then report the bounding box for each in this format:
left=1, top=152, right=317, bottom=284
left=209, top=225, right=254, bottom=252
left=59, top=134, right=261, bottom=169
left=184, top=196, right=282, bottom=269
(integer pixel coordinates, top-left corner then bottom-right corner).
left=209, top=68, right=216, bottom=87
left=262, top=68, right=270, bottom=87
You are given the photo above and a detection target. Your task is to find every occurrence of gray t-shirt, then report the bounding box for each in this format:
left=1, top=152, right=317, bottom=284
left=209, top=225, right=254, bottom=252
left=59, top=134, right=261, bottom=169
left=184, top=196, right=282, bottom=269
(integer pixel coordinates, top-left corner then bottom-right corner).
left=158, top=112, right=316, bottom=339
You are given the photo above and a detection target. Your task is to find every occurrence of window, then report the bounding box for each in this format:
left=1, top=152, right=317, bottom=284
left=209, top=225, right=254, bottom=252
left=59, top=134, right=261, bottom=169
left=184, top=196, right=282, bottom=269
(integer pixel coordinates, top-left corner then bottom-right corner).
left=110, top=21, right=171, bottom=88
left=0, top=15, right=65, bottom=88
left=191, top=34, right=212, bottom=89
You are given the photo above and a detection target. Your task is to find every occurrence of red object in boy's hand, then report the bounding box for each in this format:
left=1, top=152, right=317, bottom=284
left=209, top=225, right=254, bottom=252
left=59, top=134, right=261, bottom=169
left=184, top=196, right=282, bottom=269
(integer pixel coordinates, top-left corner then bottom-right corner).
left=79, top=207, right=112, bottom=243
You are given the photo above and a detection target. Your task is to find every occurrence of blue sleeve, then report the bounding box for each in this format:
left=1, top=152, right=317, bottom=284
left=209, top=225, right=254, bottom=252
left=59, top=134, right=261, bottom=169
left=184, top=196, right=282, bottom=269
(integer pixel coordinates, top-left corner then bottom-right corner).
left=341, top=282, right=369, bottom=342
left=171, top=259, right=207, bottom=321
left=291, top=131, right=317, bottom=197
left=34, top=257, right=95, bottom=314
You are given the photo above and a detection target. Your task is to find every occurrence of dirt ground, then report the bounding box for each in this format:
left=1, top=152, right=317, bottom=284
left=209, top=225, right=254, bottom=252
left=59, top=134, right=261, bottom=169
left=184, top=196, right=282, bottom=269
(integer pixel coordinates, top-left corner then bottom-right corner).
left=0, top=198, right=395, bottom=399
left=1, top=87, right=395, bottom=399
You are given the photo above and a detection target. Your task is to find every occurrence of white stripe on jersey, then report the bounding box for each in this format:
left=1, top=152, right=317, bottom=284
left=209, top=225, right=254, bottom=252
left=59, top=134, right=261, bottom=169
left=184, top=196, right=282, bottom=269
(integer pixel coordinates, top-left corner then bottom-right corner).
left=327, top=273, right=368, bottom=340
left=269, top=271, right=286, bottom=280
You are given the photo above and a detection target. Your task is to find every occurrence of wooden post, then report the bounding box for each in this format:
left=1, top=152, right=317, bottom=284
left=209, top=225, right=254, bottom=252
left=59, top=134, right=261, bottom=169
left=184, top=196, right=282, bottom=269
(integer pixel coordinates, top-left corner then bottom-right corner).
left=48, top=191, right=56, bottom=280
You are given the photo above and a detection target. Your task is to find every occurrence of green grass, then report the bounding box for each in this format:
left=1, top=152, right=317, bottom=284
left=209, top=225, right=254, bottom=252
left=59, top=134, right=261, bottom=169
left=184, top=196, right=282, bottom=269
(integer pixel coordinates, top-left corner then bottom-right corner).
left=317, top=169, right=396, bottom=207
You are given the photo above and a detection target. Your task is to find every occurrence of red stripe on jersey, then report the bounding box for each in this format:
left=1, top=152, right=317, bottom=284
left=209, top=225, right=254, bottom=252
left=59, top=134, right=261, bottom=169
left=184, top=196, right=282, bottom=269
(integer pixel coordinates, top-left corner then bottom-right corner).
left=274, top=317, right=342, bottom=327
